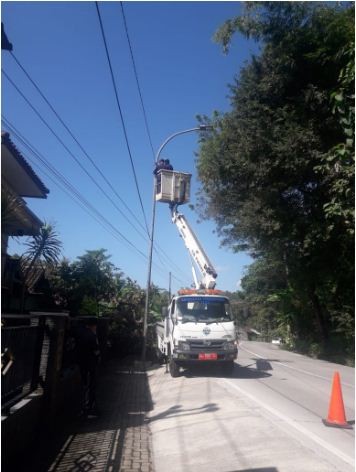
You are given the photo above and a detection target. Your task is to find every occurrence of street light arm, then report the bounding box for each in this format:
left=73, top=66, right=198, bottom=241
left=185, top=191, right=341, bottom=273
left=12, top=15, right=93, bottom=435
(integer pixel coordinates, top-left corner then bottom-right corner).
left=155, top=125, right=212, bottom=164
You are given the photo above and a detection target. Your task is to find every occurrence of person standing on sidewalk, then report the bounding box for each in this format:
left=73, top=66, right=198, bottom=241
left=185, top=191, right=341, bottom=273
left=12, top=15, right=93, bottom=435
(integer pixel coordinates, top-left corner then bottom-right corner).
left=76, top=318, right=101, bottom=417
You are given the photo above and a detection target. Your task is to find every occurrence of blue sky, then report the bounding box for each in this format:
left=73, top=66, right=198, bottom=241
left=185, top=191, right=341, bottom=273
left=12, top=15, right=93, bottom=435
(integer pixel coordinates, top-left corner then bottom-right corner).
left=2, top=1, right=257, bottom=293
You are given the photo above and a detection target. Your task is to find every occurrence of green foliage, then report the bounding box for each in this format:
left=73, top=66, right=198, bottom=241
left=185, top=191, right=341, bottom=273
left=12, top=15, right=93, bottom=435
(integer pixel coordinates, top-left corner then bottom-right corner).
left=47, top=250, right=170, bottom=359
left=20, top=222, right=62, bottom=312
left=74, top=249, right=118, bottom=315
left=21, top=222, right=62, bottom=270
left=197, top=2, right=354, bottom=362
left=48, top=249, right=120, bottom=315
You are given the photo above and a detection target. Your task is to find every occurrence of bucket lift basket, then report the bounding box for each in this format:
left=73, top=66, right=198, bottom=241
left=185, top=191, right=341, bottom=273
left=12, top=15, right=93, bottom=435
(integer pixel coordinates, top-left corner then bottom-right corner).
left=155, top=170, right=191, bottom=205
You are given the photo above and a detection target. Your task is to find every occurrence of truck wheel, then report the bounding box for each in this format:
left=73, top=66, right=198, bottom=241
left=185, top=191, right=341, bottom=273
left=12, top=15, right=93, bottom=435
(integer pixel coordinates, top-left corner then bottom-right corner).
left=169, top=358, right=180, bottom=378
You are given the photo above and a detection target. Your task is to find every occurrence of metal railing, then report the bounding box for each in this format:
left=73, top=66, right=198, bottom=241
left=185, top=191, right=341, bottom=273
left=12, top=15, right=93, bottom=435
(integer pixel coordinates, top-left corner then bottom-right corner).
left=1, top=313, right=110, bottom=412
left=1, top=315, right=45, bottom=411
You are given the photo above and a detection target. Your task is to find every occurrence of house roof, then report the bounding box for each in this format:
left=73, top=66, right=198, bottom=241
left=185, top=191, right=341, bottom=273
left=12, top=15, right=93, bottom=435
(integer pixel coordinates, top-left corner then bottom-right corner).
left=1, top=132, right=49, bottom=198
left=1, top=23, right=13, bottom=51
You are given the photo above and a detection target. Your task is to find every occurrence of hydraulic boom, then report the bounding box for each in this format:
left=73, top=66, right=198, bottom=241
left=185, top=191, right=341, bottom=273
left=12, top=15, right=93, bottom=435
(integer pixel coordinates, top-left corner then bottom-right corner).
left=171, top=205, right=217, bottom=290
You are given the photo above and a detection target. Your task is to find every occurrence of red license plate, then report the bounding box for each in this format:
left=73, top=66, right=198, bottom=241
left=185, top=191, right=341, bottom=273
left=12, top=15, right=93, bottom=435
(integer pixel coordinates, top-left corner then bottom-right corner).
left=199, top=352, right=217, bottom=360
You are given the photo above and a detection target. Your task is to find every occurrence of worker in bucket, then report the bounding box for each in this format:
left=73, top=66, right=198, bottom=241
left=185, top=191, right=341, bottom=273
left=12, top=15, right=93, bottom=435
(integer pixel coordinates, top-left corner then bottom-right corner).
left=154, top=159, right=166, bottom=193
left=153, top=159, right=165, bottom=175
left=164, top=159, right=173, bottom=171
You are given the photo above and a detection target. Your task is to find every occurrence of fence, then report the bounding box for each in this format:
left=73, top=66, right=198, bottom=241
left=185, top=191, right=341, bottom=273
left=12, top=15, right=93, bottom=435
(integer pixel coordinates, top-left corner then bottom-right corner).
left=1, top=313, right=110, bottom=413
left=1, top=314, right=61, bottom=412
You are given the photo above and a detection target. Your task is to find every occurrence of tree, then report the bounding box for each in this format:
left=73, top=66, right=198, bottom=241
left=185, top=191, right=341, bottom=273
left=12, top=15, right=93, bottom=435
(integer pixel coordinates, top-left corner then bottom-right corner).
left=73, top=249, right=119, bottom=316
left=108, top=277, right=145, bottom=357
left=196, top=2, right=354, bottom=359
left=20, top=222, right=62, bottom=312
left=47, top=247, right=169, bottom=359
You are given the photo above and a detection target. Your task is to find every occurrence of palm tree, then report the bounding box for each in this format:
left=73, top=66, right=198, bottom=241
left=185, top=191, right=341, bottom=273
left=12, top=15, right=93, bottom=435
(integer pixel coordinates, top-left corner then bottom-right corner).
left=20, top=222, right=62, bottom=312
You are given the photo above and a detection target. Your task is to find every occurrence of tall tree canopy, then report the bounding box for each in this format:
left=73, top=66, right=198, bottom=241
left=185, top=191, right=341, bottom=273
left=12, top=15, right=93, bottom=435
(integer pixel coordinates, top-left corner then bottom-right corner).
left=197, top=2, right=354, bottom=360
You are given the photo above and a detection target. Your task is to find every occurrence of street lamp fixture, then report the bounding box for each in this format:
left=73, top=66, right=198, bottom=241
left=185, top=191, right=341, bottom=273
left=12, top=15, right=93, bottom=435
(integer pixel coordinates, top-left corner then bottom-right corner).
left=141, top=125, right=212, bottom=365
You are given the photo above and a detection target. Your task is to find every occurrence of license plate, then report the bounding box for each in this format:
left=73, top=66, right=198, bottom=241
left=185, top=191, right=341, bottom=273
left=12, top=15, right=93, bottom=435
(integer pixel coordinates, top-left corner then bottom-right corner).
left=199, top=352, right=217, bottom=360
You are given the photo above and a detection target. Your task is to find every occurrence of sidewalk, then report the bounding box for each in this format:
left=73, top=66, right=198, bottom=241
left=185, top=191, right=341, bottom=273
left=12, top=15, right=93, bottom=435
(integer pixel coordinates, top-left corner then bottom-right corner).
left=25, top=357, right=155, bottom=472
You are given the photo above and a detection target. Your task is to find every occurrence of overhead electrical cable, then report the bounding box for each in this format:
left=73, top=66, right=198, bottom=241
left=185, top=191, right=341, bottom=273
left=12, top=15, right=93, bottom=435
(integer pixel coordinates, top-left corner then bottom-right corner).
left=2, top=69, right=148, bottom=243
left=118, top=3, right=193, bottom=282
left=95, top=1, right=150, bottom=235
left=119, top=1, right=155, bottom=162
left=1, top=117, right=147, bottom=260
left=2, top=117, right=189, bottom=287
left=9, top=51, right=151, bottom=237
left=4, top=30, right=191, bottom=287
left=26, top=158, right=130, bottom=250
left=6, top=55, right=188, bottom=281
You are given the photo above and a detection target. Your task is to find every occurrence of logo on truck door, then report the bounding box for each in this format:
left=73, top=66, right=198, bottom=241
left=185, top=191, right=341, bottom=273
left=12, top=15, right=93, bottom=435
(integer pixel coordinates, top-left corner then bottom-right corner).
left=203, top=327, right=211, bottom=336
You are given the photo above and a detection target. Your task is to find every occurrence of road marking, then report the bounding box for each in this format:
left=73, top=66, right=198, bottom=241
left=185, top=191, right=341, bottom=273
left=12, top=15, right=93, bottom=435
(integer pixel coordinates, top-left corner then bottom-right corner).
left=222, top=378, right=355, bottom=468
left=240, top=344, right=354, bottom=388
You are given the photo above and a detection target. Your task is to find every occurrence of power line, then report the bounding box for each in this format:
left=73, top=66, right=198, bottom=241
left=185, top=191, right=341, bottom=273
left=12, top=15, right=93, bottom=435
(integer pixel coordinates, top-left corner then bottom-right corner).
left=119, top=1, right=155, bottom=162
left=2, top=69, right=148, bottom=242
left=118, top=3, right=194, bottom=283
left=3, top=34, right=190, bottom=288
left=2, top=117, right=189, bottom=287
left=6, top=54, right=189, bottom=281
left=95, top=1, right=150, bottom=235
left=9, top=50, right=151, bottom=237
left=2, top=117, right=147, bottom=260
left=96, top=2, right=190, bottom=285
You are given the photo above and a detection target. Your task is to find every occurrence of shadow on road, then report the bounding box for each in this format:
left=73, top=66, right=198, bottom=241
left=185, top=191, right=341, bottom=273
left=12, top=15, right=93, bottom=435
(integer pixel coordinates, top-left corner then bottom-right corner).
left=180, top=363, right=272, bottom=379
left=255, top=359, right=273, bottom=371
left=148, top=402, right=219, bottom=422
left=249, top=357, right=292, bottom=363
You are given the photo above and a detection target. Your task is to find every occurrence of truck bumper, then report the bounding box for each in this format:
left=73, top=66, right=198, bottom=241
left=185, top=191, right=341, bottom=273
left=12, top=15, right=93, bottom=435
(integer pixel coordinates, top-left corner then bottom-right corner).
left=173, top=348, right=238, bottom=363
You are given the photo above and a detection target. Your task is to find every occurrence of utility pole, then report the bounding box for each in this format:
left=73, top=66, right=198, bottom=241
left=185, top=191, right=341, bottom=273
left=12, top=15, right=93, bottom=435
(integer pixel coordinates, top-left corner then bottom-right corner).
left=169, top=271, right=171, bottom=300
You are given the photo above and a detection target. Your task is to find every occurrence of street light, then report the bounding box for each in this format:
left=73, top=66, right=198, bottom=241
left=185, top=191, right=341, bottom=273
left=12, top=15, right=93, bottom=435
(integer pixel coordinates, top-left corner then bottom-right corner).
left=141, top=124, right=212, bottom=364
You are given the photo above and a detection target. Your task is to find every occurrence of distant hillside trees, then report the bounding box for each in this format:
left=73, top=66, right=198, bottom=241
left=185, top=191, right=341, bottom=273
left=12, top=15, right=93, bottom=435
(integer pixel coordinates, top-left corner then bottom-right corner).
left=196, top=2, right=354, bottom=363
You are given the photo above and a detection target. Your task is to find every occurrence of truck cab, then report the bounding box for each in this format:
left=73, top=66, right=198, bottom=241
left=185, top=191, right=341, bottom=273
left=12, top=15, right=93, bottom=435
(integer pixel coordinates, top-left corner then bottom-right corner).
left=157, top=291, right=238, bottom=377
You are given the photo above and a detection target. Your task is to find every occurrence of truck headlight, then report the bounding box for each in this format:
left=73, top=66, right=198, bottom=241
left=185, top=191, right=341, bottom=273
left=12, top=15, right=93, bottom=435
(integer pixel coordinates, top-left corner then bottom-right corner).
left=178, top=341, right=190, bottom=351
left=224, top=341, right=235, bottom=351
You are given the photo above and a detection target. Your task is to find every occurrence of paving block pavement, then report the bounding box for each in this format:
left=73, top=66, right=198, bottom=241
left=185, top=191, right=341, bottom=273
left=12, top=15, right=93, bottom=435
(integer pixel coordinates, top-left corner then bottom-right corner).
left=22, top=358, right=155, bottom=472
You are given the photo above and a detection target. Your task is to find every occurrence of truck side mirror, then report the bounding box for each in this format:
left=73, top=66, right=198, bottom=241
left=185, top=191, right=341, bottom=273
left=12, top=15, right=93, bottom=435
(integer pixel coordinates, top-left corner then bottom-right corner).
left=162, top=306, right=168, bottom=319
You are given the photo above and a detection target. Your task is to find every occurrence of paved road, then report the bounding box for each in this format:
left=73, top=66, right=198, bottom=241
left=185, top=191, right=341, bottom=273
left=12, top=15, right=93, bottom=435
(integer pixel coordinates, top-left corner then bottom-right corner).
left=147, top=341, right=355, bottom=472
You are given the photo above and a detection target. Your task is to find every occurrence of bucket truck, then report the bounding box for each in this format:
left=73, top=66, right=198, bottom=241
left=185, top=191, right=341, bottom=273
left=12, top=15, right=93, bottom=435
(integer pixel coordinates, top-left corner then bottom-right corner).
left=155, top=170, right=238, bottom=377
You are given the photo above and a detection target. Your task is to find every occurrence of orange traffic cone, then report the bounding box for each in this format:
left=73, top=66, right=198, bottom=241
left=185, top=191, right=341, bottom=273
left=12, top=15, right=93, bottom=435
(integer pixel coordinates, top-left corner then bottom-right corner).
left=322, top=371, right=352, bottom=429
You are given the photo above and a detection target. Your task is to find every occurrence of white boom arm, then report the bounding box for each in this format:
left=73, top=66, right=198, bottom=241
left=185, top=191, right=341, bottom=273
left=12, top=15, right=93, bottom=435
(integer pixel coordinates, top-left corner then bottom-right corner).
left=172, top=208, right=217, bottom=289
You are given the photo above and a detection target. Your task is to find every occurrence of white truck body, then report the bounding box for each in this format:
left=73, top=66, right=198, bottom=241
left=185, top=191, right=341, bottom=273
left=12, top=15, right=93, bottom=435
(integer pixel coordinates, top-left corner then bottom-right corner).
left=157, top=292, right=238, bottom=376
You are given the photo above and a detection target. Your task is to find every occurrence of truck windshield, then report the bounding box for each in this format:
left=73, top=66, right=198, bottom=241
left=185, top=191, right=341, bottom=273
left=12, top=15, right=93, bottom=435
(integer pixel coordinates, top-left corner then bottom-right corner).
left=176, top=297, right=232, bottom=323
